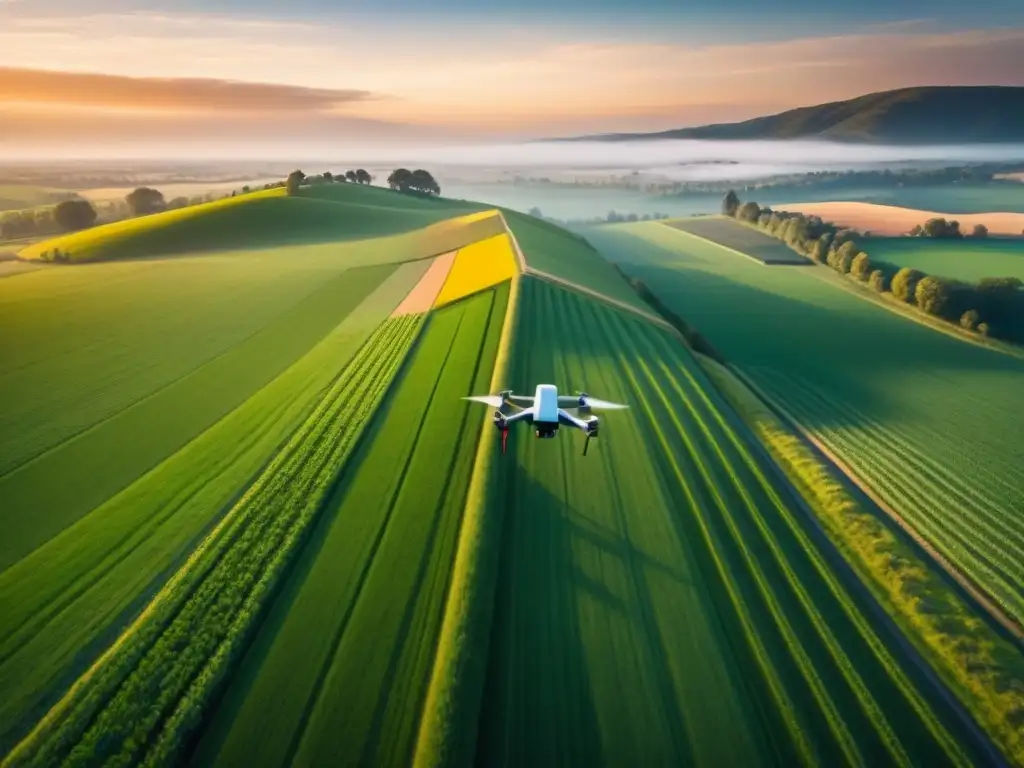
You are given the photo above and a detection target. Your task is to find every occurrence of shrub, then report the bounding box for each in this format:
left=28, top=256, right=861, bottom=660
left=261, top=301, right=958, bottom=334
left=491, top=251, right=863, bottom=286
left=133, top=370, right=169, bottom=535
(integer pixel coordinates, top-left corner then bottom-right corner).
left=892, top=267, right=925, bottom=303
left=868, top=269, right=889, bottom=293
left=960, top=309, right=980, bottom=331
left=850, top=252, right=872, bottom=281
left=736, top=201, right=760, bottom=223
left=722, top=190, right=740, bottom=216
left=978, top=321, right=991, bottom=336
left=915, top=275, right=953, bottom=316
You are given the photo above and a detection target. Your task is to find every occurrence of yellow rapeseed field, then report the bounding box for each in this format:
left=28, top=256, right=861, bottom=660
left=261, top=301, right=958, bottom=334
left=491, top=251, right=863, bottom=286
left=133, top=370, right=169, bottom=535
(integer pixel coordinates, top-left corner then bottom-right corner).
left=433, top=233, right=517, bottom=307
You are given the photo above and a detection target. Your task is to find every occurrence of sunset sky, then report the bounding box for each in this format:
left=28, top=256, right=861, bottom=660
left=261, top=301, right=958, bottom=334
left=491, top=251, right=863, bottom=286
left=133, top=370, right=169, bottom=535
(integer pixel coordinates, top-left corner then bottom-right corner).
left=1, top=0, right=1022, bottom=156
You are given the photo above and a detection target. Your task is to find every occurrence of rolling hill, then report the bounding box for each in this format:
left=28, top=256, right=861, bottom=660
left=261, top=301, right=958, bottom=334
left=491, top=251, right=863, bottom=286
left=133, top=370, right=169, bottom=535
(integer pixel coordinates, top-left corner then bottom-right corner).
left=565, top=86, right=1024, bottom=144
left=3, top=181, right=1023, bottom=766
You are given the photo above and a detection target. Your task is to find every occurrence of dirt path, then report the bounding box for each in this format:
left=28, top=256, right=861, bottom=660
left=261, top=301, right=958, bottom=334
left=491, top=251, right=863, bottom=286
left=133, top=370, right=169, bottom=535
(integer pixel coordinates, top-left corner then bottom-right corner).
left=391, top=251, right=457, bottom=316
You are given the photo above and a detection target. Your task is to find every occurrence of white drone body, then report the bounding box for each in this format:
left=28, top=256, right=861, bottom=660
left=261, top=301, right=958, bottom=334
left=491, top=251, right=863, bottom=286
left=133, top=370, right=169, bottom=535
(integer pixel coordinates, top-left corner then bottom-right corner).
left=463, top=384, right=628, bottom=456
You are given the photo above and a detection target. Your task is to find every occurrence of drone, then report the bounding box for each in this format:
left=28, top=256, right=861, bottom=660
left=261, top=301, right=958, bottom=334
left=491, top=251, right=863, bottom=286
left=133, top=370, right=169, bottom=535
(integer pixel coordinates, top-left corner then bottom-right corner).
left=463, top=384, right=628, bottom=456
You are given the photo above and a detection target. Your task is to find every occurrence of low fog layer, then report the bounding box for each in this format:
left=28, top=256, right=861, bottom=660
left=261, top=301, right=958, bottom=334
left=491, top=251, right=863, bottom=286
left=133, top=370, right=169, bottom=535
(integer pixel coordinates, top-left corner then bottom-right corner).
left=348, top=139, right=1024, bottom=182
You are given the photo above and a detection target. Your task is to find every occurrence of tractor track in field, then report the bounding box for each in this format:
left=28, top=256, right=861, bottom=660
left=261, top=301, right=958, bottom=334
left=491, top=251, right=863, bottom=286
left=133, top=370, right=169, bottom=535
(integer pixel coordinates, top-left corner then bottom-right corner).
left=729, top=365, right=1024, bottom=648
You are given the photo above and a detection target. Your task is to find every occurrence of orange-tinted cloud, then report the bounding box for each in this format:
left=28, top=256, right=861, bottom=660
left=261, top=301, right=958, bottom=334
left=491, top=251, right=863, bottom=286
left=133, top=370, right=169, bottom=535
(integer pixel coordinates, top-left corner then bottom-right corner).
left=0, top=67, right=380, bottom=113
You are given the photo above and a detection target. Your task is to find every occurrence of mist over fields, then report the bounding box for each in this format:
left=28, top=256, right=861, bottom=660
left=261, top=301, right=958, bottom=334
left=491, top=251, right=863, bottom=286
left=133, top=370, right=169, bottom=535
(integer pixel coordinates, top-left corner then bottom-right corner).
left=355, top=139, right=1024, bottom=182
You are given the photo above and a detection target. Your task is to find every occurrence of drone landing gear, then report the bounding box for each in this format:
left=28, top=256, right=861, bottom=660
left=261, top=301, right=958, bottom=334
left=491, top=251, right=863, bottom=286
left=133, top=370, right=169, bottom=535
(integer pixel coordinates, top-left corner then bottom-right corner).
left=501, top=427, right=509, bottom=456
left=583, top=433, right=592, bottom=456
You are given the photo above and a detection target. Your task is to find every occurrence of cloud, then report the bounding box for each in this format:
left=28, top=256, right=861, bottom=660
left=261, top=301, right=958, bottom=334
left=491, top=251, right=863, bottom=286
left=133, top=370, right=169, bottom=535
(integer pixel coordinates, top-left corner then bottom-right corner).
left=0, top=67, right=381, bottom=113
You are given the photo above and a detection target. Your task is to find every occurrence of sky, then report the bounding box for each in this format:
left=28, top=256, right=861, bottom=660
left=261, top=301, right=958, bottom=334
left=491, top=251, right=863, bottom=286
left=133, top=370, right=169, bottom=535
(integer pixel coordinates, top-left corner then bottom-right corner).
left=1, top=0, right=1023, bottom=157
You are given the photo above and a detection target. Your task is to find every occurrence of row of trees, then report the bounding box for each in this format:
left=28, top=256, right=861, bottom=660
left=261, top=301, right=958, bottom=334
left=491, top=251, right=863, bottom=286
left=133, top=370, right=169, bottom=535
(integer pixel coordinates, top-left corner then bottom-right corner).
left=908, top=218, right=989, bottom=239
left=285, top=169, right=376, bottom=196
left=386, top=168, right=440, bottom=195
left=0, top=186, right=243, bottom=240
left=721, top=190, right=1024, bottom=343
left=527, top=207, right=671, bottom=226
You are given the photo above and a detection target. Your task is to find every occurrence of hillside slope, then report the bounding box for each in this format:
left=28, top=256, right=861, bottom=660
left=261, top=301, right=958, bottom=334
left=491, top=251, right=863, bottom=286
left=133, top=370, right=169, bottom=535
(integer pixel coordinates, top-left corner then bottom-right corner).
left=568, top=87, right=1024, bottom=144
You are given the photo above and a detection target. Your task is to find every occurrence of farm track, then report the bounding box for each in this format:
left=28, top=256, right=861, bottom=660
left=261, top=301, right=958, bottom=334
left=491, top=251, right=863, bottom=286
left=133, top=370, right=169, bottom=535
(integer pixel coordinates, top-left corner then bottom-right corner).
left=4, top=314, right=423, bottom=768
left=190, top=285, right=509, bottom=768
left=476, top=277, right=991, bottom=767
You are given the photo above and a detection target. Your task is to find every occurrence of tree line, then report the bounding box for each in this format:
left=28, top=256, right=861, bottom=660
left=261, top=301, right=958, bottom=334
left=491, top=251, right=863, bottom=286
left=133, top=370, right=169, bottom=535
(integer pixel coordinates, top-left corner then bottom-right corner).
left=721, top=190, right=1024, bottom=344
left=527, top=207, right=671, bottom=226
left=283, top=168, right=440, bottom=196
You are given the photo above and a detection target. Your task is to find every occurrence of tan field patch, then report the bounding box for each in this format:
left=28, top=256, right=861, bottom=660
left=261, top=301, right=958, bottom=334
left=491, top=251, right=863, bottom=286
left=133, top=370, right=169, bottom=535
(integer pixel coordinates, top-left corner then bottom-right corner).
left=390, top=250, right=457, bottom=316
left=777, top=201, right=1024, bottom=237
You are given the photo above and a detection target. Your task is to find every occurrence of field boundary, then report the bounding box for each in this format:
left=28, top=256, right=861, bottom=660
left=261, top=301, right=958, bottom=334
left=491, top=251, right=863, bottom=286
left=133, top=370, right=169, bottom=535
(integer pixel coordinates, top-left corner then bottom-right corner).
left=659, top=219, right=812, bottom=267
left=728, top=364, right=1024, bottom=644
left=412, top=275, right=519, bottom=768
left=693, top=355, right=1010, bottom=767
left=497, top=210, right=676, bottom=332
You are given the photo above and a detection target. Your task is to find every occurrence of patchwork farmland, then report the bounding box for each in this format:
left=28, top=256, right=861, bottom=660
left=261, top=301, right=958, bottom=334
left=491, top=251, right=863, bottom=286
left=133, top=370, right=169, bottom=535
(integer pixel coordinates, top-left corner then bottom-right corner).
left=587, top=221, right=1024, bottom=627
left=1, top=183, right=1022, bottom=767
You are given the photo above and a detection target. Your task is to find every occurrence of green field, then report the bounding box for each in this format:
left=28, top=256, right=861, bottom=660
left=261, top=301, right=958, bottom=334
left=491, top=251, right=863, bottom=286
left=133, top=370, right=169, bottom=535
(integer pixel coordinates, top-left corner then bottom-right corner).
left=3, top=177, right=1022, bottom=767
left=501, top=208, right=651, bottom=312
left=5, top=313, right=424, bottom=767
left=862, top=237, right=1024, bottom=282
left=473, top=277, right=991, bottom=766
left=587, top=222, right=1024, bottom=627
left=18, top=185, right=492, bottom=262
left=666, top=217, right=811, bottom=265
left=191, top=284, right=508, bottom=768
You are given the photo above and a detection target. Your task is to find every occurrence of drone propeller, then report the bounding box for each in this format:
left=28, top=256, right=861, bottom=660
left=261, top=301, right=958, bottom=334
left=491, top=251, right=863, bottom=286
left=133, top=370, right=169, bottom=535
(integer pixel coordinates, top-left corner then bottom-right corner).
left=463, top=395, right=504, bottom=408
left=575, top=391, right=628, bottom=410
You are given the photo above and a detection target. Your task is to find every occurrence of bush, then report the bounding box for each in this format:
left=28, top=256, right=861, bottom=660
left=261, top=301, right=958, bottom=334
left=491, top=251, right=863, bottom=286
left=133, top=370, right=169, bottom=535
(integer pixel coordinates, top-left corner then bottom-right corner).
left=978, top=321, right=991, bottom=336
left=286, top=170, right=305, bottom=196
left=892, top=267, right=925, bottom=303
left=960, top=309, right=980, bottom=331
left=736, top=201, right=761, bottom=223
left=54, top=199, right=97, bottom=232
left=915, top=275, right=953, bottom=316
left=722, top=190, right=740, bottom=216
left=868, top=269, right=889, bottom=293
left=850, top=252, right=872, bottom=281
left=833, top=241, right=858, bottom=274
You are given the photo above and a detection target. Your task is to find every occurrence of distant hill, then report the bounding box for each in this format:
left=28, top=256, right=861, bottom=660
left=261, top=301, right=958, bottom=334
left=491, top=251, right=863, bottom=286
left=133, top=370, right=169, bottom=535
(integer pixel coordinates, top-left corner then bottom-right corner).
left=566, top=87, right=1024, bottom=144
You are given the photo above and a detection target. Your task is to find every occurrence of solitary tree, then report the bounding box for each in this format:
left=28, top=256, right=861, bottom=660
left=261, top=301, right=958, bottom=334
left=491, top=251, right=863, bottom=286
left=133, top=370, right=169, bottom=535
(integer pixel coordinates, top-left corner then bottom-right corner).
left=971, top=223, right=989, bottom=238
left=891, top=267, right=925, bottom=303
left=388, top=168, right=413, bottom=191
left=125, top=187, right=166, bottom=216
left=53, top=199, right=97, bottom=232
left=722, top=190, right=740, bottom=217
left=285, top=170, right=305, bottom=196
left=355, top=169, right=371, bottom=184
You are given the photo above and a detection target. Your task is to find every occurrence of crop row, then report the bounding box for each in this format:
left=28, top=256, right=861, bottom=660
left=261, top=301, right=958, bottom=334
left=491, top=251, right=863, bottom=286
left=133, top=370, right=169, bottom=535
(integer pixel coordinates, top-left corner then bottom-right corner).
left=0, top=262, right=427, bottom=754
left=474, top=277, right=991, bottom=766
left=755, top=367, right=1024, bottom=626
left=0, top=260, right=399, bottom=570
left=190, top=284, right=509, bottom=767
left=6, top=313, right=423, bottom=768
